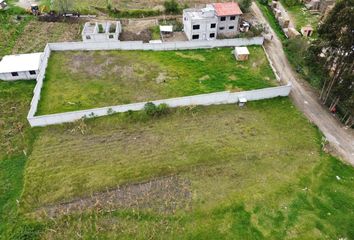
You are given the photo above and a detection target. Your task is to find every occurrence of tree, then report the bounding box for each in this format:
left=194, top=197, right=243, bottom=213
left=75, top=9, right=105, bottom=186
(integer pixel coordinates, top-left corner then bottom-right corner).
left=307, top=0, right=354, bottom=123
left=239, top=0, right=252, bottom=12
left=164, top=0, right=180, bottom=14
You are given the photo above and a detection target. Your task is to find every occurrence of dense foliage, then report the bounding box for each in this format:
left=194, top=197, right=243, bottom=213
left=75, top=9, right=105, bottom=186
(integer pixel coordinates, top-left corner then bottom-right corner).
left=306, top=0, right=354, bottom=124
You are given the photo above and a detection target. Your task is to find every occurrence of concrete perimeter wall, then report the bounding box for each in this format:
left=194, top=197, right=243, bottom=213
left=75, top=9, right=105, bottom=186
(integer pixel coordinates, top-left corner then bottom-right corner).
left=48, top=37, right=264, bottom=51
left=28, top=85, right=291, bottom=127
left=27, top=37, right=293, bottom=127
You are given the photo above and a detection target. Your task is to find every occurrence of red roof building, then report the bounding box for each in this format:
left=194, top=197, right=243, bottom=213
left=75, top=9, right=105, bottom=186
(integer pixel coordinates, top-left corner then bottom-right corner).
left=212, top=2, right=243, bottom=16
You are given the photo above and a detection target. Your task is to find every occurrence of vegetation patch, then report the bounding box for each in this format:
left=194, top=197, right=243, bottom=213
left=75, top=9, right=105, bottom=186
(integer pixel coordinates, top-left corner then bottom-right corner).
left=37, top=47, right=277, bottom=115
left=20, top=98, right=354, bottom=239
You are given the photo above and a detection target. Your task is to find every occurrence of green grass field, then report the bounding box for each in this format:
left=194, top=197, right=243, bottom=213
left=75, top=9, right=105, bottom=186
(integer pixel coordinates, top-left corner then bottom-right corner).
left=20, top=98, right=354, bottom=239
left=37, top=47, right=277, bottom=115
left=280, top=1, right=320, bottom=32
left=0, top=81, right=39, bottom=238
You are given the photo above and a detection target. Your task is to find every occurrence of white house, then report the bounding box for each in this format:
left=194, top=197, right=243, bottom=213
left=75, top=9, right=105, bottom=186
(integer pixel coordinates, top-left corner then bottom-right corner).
left=0, top=53, right=43, bottom=81
left=183, top=2, right=243, bottom=41
left=82, top=21, right=122, bottom=42
left=183, top=5, right=218, bottom=41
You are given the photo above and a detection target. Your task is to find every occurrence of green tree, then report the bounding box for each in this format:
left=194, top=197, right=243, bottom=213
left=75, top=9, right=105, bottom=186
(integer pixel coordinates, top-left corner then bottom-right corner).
left=307, top=0, right=354, bottom=124
left=239, top=0, right=252, bottom=12
left=164, top=0, right=180, bottom=14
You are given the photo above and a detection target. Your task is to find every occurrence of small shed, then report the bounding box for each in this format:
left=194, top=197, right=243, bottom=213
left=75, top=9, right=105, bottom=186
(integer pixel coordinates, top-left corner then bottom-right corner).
left=0, top=53, right=43, bottom=81
left=234, top=47, right=250, bottom=61
left=301, top=25, right=314, bottom=37
left=159, top=25, right=173, bottom=38
left=239, top=97, right=247, bottom=107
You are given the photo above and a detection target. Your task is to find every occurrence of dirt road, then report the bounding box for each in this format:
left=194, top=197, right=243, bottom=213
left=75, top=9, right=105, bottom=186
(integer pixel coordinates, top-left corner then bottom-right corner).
left=251, top=3, right=354, bottom=165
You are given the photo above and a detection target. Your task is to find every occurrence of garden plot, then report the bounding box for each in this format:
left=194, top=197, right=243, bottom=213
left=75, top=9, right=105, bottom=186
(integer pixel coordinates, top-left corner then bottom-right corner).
left=37, top=46, right=278, bottom=115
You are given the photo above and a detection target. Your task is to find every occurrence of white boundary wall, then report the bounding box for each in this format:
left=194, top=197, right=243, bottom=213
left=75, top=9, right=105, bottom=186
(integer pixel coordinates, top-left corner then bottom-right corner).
left=27, top=37, right=292, bottom=127
left=28, top=85, right=291, bottom=127
left=49, top=37, right=264, bottom=51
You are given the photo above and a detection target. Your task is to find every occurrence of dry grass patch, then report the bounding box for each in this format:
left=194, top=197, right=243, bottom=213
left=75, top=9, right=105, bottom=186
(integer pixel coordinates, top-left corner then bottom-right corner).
left=12, top=21, right=82, bottom=54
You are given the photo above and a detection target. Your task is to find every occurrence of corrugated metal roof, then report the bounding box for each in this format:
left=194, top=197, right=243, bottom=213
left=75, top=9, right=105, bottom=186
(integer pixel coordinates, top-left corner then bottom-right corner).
left=0, top=53, right=43, bottom=73
left=213, top=2, right=242, bottom=16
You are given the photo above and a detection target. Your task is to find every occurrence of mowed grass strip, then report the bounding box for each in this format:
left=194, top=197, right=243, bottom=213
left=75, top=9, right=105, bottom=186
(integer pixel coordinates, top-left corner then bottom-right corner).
left=24, top=98, right=318, bottom=210
left=37, top=47, right=277, bottom=115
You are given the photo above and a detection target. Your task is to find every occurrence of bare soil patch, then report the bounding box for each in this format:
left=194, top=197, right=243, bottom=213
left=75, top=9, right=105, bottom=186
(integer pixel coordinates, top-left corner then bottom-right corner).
left=120, top=30, right=152, bottom=42
left=35, top=176, right=191, bottom=219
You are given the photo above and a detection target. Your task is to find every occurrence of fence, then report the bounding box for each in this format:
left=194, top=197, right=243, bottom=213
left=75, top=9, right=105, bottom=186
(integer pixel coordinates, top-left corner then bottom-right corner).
left=27, top=36, right=292, bottom=127
left=27, top=84, right=292, bottom=127
left=48, top=37, right=264, bottom=51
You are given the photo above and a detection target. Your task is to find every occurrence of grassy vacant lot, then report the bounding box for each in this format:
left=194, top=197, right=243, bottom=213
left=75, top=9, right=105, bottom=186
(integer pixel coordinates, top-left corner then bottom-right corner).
left=280, top=1, right=320, bottom=31
left=21, top=98, right=354, bottom=239
left=37, top=47, right=277, bottom=115
left=0, top=7, right=33, bottom=57
left=12, top=21, right=82, bottom=54
left=0, top=81, right=38, bottom=238
left=41, top=0, right=213, bottom=12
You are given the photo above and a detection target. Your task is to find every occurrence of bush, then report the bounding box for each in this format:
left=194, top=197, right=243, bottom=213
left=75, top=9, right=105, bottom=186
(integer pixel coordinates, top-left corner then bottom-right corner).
left=10, top=222, right=44, bottom=240
left=98, top=24, right=104, bottom=33
left=164, top=0, right=180, bottom=14
left=239, top=0, right=252, bottom=12
left=144, top=102, right=170, bottom=117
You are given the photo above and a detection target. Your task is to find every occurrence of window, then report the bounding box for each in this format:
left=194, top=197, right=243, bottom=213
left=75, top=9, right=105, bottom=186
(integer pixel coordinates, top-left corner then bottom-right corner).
left=210, top=23, right=216, bottom=28
left=29, top=70, right=36, bottom=75
left=220, top=16, right=226, bottom=21
left=209, top=33, right=215, bottom=38
left=109, top=35, right=114, bottom=39
left=229, top=26, right=235, bottom=30
left=193, top=25, right=200, bottom=30
left=86, top=35, right=91, bottom=40
left=192, top=34, right=199, bottom=40
left=230, top=16, right=236, bottom=20
left=11, top=72, right=18, bottom=77
left=219, top=27, right=225, bottom=30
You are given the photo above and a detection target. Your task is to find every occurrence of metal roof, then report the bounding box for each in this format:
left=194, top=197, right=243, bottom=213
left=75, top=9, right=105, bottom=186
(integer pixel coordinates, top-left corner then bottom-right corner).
left=213, top=2, right=242, bottom=16
left=160, top=25, right=173, bottom=32
left=0, top=52, right=43, bottom=73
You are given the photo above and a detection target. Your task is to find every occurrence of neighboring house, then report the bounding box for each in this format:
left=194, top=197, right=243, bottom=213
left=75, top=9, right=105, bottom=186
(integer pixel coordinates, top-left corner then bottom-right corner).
left=183, top=5, right=218, bottom=41
left=183, top=2, right=242, bottom=41
left=0, top=0, right=7, bottom=10
left=82, top=21, right=122, bottom=42
left=213, top=2, right=243, bottom=37
left=0, top=53, right=43, bottom=81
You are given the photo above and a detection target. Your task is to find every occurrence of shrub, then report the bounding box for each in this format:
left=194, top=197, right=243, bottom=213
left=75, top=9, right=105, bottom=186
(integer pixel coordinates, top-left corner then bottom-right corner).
left=109, top=23, right=116, bottom=33
left=10, top=222, right=44, bottom=240
left=107, top=108, right=115, bottom=115
left=164, top=0, right=180, bottom=14
left=98, top=24, right=104, bottom=33
left=157, top=103, right=170, bottom=115
left=144, top=102, right=158, bottom=116
left=144, top=102, right=170, bottom=117
left=239, top=0, right=252, bottom=12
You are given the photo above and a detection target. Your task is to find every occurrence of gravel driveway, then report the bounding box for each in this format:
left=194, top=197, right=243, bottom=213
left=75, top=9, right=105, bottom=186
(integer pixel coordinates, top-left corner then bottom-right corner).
left=251, top=2, right=354, bottom=165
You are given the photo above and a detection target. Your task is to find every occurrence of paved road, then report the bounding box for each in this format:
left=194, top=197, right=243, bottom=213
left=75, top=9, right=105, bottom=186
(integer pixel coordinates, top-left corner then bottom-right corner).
left=251, top=3, right=354, bottom=165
